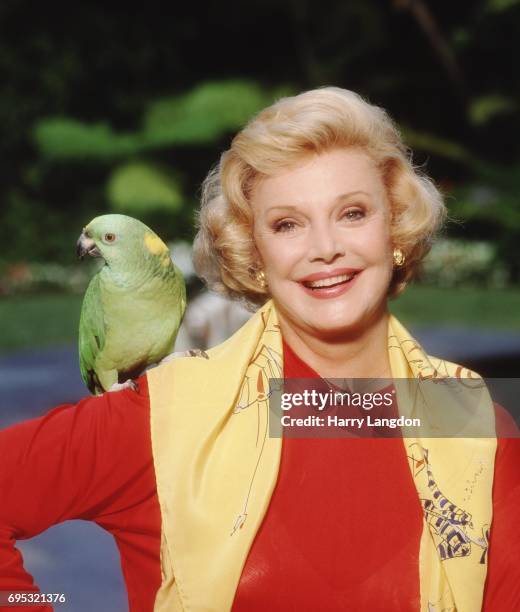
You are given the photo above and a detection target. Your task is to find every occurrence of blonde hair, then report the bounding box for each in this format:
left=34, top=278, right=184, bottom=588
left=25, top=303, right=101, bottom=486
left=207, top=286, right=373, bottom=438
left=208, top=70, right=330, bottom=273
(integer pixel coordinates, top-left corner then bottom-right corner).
left=193, top=87, right=446, bottom=305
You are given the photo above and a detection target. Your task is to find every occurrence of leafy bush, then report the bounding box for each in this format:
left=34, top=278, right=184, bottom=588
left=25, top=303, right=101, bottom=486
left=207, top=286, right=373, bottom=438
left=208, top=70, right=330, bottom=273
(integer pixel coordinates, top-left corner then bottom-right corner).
left=0, top=241, right=195, bottom=295
left=0, top=260, right=101, bottom=296
left=419, top=239, right=510, bottom=288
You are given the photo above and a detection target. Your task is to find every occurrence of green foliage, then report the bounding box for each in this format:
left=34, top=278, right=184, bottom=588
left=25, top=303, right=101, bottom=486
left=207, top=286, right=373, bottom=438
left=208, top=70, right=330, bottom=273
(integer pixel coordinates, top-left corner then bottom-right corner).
left=1, top=1, right=519, bottom=288
left=485, top=0, right=520, bottom=12
left=469, top=95, right=516, bottom=125
left=143, top=81, right=293, bottom=146
left=400, top=124, right=520, bottom=281
left=0, top=189, right=87, bottom=262
left=450, top=185, right=520, bottom=229
left=33, top=80, right=293, bottom=160
left=0, top=260, right=100, bottom=296
left=401, top=126, right=472, bottom=163
left=29, top=79, right=293, bottom=231
left=107, top=162, right=183, bottom=212
left=420, top=239, right=509, bottom=288
left=34, top=119, right=141, bottom=160
left=449, top=181, right=520, bottom=280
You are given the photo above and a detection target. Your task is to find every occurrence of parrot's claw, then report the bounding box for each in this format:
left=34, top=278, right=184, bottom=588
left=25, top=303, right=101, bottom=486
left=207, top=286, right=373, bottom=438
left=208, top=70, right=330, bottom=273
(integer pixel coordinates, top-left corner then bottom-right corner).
left=108, top=379, right=139, bottom=393
left=160, top=349, right=209, bottom=364
left=187, top=349, right=209, bottom=359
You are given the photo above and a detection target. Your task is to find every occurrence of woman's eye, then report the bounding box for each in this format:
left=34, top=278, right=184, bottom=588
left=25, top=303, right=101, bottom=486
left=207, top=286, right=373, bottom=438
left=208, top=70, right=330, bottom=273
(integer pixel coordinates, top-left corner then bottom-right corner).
left=343, top=209, right=365, bottom=221
left=273, top=220, right=297, bottom=233
left=104, top=233, right=116, bottom=242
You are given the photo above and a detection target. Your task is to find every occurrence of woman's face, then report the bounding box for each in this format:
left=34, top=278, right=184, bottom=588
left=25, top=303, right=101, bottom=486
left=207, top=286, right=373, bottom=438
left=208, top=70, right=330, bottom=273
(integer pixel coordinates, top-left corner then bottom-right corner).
left=251, top=148, right=394, bottom=339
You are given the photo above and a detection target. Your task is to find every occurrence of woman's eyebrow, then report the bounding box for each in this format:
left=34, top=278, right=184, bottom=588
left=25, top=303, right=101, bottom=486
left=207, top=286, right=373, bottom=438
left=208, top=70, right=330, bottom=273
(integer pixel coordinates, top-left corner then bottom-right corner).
left=264, top=191, right=371, bottom=214
left=335, top=190, right=371, bottom=202
left=264, top=205, right=301, bottom=214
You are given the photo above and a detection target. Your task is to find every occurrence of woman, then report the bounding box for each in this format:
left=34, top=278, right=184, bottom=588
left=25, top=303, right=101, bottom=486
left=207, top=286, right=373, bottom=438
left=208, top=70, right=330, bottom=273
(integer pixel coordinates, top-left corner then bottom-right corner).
left=1, top=87, right=518, bottom=612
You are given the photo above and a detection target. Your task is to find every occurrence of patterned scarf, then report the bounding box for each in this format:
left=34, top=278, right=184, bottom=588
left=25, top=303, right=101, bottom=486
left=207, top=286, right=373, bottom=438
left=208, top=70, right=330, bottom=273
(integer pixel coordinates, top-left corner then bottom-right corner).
left=147, top=299, right=496, bottom=611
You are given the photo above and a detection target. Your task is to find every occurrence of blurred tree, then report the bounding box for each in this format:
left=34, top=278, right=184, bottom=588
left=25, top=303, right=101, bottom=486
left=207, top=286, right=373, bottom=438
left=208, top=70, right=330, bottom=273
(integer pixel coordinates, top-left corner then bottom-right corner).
left=0, top=0, right=517, bottom=281
left=30, top=79, right=290, bottom=242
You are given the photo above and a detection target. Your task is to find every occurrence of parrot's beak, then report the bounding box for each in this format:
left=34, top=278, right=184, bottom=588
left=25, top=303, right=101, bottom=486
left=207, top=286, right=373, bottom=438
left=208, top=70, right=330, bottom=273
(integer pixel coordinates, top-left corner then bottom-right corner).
left=76, top=232, right=101, bottom=260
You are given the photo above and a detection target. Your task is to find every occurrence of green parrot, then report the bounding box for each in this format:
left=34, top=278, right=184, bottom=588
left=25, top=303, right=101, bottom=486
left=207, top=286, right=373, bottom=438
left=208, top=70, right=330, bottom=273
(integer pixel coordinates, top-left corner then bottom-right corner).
left=76, top=214, right=186, bottom=395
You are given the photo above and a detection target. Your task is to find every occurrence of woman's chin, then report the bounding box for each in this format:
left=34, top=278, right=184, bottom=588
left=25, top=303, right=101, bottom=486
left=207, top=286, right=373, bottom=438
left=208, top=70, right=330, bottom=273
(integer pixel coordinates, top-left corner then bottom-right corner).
left=278, top=299, right=387, bottom=341
left=287, top=309, right=368, bottom=340
left=273, top=292, right=387, bottom=340
left=308, top=318, right=366, bottom=340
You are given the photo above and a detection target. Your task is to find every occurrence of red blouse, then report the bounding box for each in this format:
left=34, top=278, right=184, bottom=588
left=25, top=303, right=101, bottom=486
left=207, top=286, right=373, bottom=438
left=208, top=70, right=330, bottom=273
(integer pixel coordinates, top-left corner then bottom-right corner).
left=0, top=344, right=519, bottom=611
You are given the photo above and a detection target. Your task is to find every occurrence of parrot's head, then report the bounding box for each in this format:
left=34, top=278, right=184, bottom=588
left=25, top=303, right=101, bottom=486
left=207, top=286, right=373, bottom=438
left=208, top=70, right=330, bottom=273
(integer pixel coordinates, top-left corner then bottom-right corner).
left=76, top=214, right=172, bottom=270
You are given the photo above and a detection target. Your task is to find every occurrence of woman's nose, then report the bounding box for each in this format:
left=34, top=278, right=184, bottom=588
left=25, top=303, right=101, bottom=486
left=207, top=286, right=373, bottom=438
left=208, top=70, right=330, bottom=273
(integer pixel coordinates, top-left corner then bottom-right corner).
left=307, top=223, right=345, bottom=263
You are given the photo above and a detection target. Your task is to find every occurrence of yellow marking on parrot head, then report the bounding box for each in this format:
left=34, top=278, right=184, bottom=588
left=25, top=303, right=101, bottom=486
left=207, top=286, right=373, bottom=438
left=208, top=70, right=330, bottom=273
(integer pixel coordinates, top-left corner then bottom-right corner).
left=161, top=252, right=172, bottom=267
left=144, top=232, right=169, bottom=256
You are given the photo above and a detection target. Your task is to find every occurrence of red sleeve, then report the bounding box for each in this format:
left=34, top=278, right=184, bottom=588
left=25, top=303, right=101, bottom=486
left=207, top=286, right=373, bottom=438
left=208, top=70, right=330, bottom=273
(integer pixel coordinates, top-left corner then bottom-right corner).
left=483, top=403, right=520, bottom=611
left=0, top=375, right=153, bottom=611
left=494, top=402, right=519, bottom=439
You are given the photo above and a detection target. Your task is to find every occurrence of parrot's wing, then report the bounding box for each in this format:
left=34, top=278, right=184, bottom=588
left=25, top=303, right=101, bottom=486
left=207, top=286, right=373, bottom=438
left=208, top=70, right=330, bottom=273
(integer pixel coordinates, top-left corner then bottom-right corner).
left=79, top=274, right=107, bottom=394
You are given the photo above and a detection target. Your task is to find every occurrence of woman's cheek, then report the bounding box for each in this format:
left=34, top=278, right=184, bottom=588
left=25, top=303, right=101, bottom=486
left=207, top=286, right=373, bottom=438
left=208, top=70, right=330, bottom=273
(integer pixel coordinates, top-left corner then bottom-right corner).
left=266, top=240, right=303, bottom=274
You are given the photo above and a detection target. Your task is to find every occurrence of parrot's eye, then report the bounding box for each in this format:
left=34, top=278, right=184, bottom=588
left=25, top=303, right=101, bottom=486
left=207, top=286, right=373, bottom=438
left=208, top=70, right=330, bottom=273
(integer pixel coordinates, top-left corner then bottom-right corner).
left=104, top=233, right=116, bottom=243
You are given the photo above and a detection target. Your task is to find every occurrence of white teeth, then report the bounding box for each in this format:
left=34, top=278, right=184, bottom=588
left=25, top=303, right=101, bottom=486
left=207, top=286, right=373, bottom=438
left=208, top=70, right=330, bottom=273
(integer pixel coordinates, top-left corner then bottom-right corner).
left=305, top=273, right=355, bottom=288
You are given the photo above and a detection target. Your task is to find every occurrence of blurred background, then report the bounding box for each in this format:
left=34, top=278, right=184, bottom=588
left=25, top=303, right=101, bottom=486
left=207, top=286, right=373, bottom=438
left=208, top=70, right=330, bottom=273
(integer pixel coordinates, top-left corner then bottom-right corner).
left=0, top=0, right=518, bottom=610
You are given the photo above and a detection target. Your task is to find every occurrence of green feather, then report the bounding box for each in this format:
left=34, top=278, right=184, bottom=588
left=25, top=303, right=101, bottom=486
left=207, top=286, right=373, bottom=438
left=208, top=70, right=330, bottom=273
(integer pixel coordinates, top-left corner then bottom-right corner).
left=79, top=274, right=107, bottom=394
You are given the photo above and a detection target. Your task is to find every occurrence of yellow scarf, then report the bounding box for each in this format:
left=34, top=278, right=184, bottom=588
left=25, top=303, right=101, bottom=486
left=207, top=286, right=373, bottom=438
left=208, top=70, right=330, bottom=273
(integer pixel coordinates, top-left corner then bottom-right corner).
left=147, top=299, right=496, bottom=612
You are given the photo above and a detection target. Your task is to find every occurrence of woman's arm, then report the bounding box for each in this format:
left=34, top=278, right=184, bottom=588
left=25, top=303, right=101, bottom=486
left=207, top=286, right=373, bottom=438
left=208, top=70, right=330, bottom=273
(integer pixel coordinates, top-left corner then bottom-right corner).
left=483, top=407, right=520, bottom=611
left=0, top=376, right=158, bottom=611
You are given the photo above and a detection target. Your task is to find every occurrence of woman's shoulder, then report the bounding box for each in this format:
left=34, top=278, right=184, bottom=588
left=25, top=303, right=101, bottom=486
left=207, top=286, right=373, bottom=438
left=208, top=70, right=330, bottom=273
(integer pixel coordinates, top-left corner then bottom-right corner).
left=424, top=355, right=519, bottom=438
left=424, top=353, right=483, bottom=380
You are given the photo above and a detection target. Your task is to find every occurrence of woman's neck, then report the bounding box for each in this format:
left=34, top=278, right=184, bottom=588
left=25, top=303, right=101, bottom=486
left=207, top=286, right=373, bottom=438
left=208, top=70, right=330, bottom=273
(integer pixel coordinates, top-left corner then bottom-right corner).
left=278, top=309, right=392, bottom=380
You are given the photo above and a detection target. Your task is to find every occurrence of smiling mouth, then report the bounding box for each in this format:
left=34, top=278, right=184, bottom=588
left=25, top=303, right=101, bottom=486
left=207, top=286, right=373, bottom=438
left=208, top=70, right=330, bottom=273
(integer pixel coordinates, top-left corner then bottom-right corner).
left=302, top=272, right=357, bottom=289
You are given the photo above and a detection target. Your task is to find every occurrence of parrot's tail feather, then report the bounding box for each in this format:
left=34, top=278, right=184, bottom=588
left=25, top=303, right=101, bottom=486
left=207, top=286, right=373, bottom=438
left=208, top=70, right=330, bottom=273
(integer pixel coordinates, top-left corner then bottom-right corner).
left=87, top=368, right=104, bottom=396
